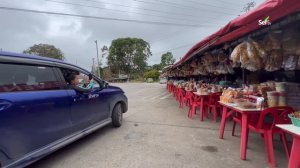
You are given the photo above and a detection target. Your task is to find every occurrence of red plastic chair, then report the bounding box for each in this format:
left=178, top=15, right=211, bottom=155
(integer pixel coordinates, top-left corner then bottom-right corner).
left=188, top=94, right=201, bottom=118
left=247, top=106, right=294, bottom=167
left=188, top=94, right=208, bottom=120
left=179, top=89, right=187, bottom=108
left=176, top=88, right=183, bottom=102
left=206, top=92, right=222, bottom=122
left=183, top=91, right=194, bottom=107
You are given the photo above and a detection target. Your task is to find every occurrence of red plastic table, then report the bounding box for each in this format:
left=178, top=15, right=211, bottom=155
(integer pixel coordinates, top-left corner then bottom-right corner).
left=218, top=102, right=261, bottom=160
left=193, top=92, right=210, bottom=121
left=277, top=124, right=300, bottom=168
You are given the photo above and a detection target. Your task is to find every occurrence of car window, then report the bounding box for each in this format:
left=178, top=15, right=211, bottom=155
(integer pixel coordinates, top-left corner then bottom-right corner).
left=0, top=63, right=63, bottom=92
left=92, top=78, right=102, bottom=89
left=59, top=68, right=103, bottom=90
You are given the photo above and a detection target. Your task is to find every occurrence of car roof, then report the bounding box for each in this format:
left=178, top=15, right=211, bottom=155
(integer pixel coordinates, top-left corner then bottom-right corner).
left=0, top=50, right=90, bottom=74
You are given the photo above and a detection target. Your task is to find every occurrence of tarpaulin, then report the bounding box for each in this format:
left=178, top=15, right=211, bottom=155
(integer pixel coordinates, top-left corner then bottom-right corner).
left=173, top=0, right=300, bottom=67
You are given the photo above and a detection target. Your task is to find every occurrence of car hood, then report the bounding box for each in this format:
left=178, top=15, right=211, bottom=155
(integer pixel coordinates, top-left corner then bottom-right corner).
left=108, top=85, right=124, bottom=93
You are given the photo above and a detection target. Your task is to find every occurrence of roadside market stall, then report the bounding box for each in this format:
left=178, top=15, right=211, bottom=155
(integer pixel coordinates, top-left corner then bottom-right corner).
left=163, top=0, right=300, bottom=167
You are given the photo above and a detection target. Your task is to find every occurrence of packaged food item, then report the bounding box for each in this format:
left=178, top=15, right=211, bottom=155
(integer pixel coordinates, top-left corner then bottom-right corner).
left=275, top=82, right=286, bottom=92
left=230, top=42, right=247, bottom=63
left=278, top=92, right=286, bottom=106
left=251, top=39, right=267, bottom=59
left=256, top=97, right=265, bottom=109
left=281, top=28, right=300, bottom=55
left=264, top=32, right=282, bottom=51
left=247, top=40, right=259, bottom=59
left=283, top=55, right=299, bottom=70
left=265, top=50, right=283, bottom=71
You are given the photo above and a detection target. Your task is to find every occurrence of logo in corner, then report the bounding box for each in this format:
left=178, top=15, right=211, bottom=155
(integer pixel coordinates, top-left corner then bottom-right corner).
left=258, top=16, right=271, bottom=26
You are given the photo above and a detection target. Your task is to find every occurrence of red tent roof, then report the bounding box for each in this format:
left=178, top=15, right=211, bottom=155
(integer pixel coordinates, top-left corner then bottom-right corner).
left=173, top=0, right=300, bottom=67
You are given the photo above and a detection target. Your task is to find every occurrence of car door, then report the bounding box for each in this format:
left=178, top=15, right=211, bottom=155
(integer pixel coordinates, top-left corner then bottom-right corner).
left=0, top=63, right=73, bottom=162
left=58, top=69, right=110, bottom=132
left=89, top=78, right=111, bottom=121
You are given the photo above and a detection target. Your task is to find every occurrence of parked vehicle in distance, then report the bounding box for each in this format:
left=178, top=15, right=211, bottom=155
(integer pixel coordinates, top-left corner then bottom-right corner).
left=0, top=51, right=128, bottom=168
left=159, top=77, right=167, bottom=84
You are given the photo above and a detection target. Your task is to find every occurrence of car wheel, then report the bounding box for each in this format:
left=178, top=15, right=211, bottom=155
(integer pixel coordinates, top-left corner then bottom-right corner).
left=112, top=103, right=123, bottom=127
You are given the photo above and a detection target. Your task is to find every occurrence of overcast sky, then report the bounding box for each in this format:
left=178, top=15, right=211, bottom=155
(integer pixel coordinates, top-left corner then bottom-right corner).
left=0, top=0, right=264, bottom=70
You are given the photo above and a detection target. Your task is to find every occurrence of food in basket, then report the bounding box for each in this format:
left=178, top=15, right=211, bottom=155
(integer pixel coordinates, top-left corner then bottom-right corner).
left=220, top=89, right=243, bottom=103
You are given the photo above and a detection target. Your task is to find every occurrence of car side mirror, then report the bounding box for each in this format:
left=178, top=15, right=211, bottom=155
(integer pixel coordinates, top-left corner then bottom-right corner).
left=103, top=81, right=109, bottom=88
left=88, top=74, right=93, bottom=80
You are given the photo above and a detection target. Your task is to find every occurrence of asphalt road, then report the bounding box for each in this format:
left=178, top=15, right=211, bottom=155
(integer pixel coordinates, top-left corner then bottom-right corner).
left=28, top=83, right=288, bottom=168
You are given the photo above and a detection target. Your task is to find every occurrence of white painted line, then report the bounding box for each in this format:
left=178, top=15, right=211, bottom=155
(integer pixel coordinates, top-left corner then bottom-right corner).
left=160, top=94, right=172, bottom=99
left=150, top=92, right=169, bottom=100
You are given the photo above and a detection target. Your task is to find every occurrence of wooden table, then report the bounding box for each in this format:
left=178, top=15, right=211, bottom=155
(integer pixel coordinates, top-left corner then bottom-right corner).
left=277, top=124, right=300, bottom=168
left=193, top=92, right=210, bottom=121
left=218, top=101, right=262, bottom=160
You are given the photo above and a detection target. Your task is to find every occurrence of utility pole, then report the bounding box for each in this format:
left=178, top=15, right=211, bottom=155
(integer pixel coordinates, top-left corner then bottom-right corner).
left=94, top=40, right=101, bottom=78
left=92, top=58, right=95, bottom=74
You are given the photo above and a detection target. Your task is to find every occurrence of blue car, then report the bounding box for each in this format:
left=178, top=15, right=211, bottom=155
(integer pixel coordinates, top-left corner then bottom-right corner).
left=0, top=51, right=128, bottom=168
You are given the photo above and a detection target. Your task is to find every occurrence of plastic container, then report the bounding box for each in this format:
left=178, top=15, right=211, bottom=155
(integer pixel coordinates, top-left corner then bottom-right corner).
left=267, top=91, right=279, bottom=97
left=288, top=114, right=300, bottom=127
left=267, top=95, right=278, bottom=107
left=278, top=92, right=286, bottom=106
left=275, top=82, right=286, bottom=92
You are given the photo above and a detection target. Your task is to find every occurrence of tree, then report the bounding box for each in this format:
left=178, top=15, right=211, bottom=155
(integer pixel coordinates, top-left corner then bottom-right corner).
left=160, top=52, right=175, bottom=69
left=103, top=67, right=113, bottom=80
left=23, top=44, right=65, bottom=60
left=144, top=70, right=160, bottom=81
left=107, top=38, right=151, bottom=77
left=152, top=64, right=162, bottom=71
left=241, top=1, right=256, bottom=13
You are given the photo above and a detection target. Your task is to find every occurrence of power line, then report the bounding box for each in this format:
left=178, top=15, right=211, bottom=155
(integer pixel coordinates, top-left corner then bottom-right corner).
left=44, top=0, right=205, bottom=23
left=76, top=0, right=217, bottom=21
left=149, top=27, right=197, bottom=44
left=183, top=0, right=238, bottom=11
left=184, top=0, right=245, bottom=7
left=152, top=42, right=196, bottom=55
left=133, top=0, right=238, bottom=16
left=153, top=0, right=238, bottom=16
left=149, top=14, right=222, bottom=44
left=0, top=6, right=205, bottom=27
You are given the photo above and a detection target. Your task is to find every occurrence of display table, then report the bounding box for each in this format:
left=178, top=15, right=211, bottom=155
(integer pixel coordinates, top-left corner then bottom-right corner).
left=276, top=124, right=300, bottom=168
left=193, top=92, right=210, bottom=121
left=218, top=101, right=262, bottom=160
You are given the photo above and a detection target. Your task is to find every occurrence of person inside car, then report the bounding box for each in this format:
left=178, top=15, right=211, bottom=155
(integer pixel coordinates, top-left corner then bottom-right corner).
left=66, top=73, right=93, bottom=93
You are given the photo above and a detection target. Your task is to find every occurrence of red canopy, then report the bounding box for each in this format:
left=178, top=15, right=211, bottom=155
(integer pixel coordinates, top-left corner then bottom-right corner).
left=173, top=0, right=300, bottom=67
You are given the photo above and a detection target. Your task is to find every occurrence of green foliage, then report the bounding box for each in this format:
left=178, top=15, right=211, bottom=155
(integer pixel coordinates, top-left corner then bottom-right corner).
left=152, top=64, right=162, bottom=71
left=160, top=52, right=175, bottom=68
left=23, top=43, right=65, bottom=60
left=107, top=38, right=151, bottom=77
left=144, top=70, right=160, bottom=81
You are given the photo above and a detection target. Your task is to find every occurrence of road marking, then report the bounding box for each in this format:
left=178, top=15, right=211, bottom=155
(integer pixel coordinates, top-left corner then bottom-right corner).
left=160, top=94, right=172, bottom=99
left=150, top=92, right=169, bottom=100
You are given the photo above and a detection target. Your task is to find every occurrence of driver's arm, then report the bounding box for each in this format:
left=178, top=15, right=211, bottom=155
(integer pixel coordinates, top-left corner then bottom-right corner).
left=69, top=85, right=93, bottom=93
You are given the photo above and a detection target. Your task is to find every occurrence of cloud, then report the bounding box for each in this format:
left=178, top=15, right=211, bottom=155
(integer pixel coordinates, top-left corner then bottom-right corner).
left=0, top=0, right=265, bottom=70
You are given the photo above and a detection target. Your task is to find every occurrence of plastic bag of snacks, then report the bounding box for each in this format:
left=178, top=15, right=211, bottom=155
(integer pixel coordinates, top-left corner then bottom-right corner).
left=265, top=50, right=283, bottom=71
left=230, top=42, right=247, bottom=63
